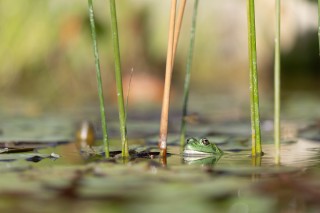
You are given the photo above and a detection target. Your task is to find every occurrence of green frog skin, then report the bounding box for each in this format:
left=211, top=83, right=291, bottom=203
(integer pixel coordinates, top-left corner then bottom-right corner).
left=183, top=137, right=223, bottom=156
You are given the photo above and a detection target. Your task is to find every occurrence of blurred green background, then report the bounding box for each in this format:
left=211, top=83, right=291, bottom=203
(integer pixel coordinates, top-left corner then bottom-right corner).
left=0, top=0, right=319, bottom=112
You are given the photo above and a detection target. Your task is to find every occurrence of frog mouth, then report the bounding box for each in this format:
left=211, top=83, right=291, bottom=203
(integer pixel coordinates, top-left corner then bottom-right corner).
left=183, top=149, right=214, bottom=156
left=183, top=155, right=221, bottom=164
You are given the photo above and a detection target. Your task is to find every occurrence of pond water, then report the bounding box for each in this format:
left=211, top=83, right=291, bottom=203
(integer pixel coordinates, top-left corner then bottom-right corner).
left=1, top=130, right=320, bottom=213
left=1, top=95, right=320, bottom=213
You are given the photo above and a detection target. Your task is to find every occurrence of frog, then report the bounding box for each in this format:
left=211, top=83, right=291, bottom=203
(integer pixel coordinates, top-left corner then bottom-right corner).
left=183, top=137, right=223, bottom=156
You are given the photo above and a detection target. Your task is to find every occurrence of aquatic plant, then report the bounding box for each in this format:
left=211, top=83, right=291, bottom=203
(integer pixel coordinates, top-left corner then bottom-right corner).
left=109, top=0, right=129, bottom=158
left=318, top=0, right=320, bottom=55
left=159, top=0, right=186, bottom=157
left=246, top=0, right=262, bottom=156
left=180, top=0, right=199, bottom=147
left=274, top=0, right=281, bottom=163
left=173, top=0, right=186, bottom=59
left=87, top=0, right=109, bottom=157
left=159, top=0, right=177, bottom=158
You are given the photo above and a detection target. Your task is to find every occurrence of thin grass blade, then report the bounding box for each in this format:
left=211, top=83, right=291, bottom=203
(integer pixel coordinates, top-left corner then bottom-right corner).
left=87, top=0, right=109, bottom=157
left=109, top=0, right=129, bottom=158
left=180, top=0, right=199, bottom=147
left=274, top=0, right=281, bottom=163
left=246, top=0, right=262, bottom=156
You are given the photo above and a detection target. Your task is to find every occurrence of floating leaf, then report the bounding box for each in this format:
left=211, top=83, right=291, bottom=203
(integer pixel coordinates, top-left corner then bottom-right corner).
left=0, top=152, right=60, bottom=162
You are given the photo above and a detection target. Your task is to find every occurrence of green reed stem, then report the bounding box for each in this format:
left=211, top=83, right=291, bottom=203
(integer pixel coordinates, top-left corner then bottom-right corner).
left=274, top=0, right=281, bottom=162
left=109, top=0, right=129, bottom=158
left=318, top=0, right=320, bottom=55
left=88, top=0, right=109, bottom=158
left=179, top=0, right=199, bottom=147
left=247, top=0, right=262, bottom=156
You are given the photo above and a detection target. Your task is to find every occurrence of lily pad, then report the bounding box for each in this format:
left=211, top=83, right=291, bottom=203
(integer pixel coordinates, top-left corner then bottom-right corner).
left=0, top=152, right=60, bottom=162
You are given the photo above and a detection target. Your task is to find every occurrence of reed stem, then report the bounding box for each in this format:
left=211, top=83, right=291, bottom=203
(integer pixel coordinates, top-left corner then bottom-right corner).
left=159, top=0, right=177, bottom=157
left=173, top=0, right=186, bottom=60
left=247, top=0, right=262, bottom=156
left=179, top=0, right=199, bottom=147
left=109, top=0, right=129, bottom=158
left=274, top=0, right=281, bottom=163
left=87, top=0, right=109, bottom=157
left=318, top=0, right=320, bottom=55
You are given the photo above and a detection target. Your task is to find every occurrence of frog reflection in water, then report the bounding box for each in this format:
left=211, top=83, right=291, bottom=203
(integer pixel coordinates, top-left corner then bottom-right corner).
left=183, top=137, right=223, bottom=156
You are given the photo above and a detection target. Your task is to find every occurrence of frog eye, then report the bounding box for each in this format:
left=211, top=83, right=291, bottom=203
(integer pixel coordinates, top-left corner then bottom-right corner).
left=186, top=138, right=193, bottom=144
left=201, top=138, right=210, bottom=145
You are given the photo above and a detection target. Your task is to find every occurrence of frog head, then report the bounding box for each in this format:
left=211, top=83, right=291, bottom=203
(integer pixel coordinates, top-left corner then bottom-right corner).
left=183, top=137, right=223, bottom=156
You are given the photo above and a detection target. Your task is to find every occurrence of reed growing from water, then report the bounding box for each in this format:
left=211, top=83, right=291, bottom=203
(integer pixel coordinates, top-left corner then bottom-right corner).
left=159, top=0, right=186, bottom=157
left=318, top=0, right=320, bottom=55
left=109, top=0, right=129, bottom=158
left=179, top=0, right=199, bottom=147
left=173, top=0, right=186, bottom=59
left=247, top=0, right=262, bottom=156
left=87, top=0, right=109, bottom=157
left=159, top=0, right=177, bottom=157
left=274, top=0, right=281, bottom=163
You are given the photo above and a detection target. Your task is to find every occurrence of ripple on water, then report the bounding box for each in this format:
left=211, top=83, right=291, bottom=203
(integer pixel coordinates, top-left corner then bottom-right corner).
left=261, top=139, right=320, bottom=167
